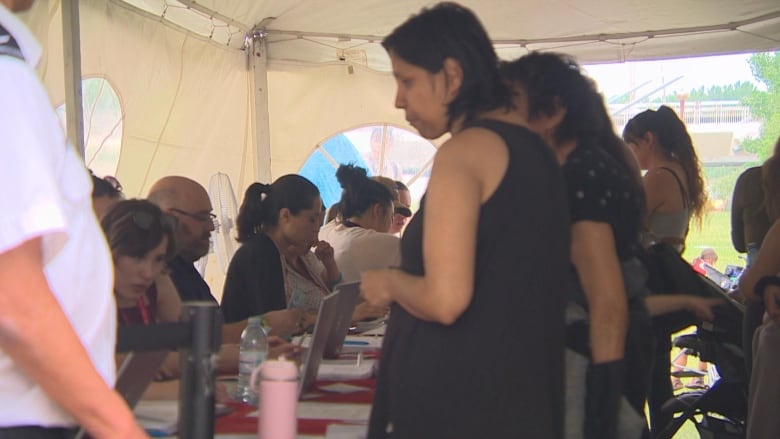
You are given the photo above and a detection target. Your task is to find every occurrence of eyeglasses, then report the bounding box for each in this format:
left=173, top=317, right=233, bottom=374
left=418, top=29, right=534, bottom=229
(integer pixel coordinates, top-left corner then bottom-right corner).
left=169, top=208, right=218, bottom=225
left=131, top=211, right=178, bottom=232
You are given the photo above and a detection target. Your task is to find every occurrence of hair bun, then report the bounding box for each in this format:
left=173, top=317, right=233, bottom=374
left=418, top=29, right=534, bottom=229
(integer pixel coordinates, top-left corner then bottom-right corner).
left=336, top=164, right=369, bottom=189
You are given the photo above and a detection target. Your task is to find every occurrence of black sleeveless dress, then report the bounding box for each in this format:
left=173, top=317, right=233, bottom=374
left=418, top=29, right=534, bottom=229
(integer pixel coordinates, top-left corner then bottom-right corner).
left=367, top=120, right=571, bottom=439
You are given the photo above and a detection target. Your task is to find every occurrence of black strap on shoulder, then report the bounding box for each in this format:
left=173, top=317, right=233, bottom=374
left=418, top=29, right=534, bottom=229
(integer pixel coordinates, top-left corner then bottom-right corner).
left=658, top=166, right=689, bottom=208
left=0, top=23, right=24, bottom=61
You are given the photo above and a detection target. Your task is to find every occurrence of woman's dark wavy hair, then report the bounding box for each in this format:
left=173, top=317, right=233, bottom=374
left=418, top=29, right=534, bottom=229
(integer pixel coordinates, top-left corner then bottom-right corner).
left=382, top=2, right=510, bottom=128
left=100, top=199, right=176, bottom=261
left=236, top=175, right=320, bottom=242
left=762, top=135, right=780, bottom=221
left=500, top=52, right=645, bottom=214
left=336, top=164, right=394, bottom=219
left=623, top=105, right=707, bottom=223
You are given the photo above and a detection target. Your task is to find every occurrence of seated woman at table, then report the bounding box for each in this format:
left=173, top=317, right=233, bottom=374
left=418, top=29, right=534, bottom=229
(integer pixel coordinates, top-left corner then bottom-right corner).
left=221, top=175, right=342, bottom=334
left=101, top=198, right=182, bottom=325
left=318, top=164, right=401, bottom=284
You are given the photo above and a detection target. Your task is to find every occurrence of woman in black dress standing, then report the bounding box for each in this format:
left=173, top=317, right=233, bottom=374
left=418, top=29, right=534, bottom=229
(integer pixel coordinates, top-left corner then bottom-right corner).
left=360, top=3, right=571, bottom=438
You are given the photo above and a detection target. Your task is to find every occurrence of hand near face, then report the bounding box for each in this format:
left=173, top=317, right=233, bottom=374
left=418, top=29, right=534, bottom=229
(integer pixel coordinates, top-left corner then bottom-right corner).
left=313, top=240, right=335, bottom=263
left=361, top=269, right=395, bottom=308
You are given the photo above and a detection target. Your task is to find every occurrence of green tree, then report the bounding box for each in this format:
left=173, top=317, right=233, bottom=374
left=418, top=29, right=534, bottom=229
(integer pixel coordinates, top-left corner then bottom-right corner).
left=742, top=52, right=780, bottom=160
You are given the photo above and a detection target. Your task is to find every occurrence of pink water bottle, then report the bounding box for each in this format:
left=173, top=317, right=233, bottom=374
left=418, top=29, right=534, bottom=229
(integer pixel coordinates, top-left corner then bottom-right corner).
left=251, top=355, right=299, bottom=439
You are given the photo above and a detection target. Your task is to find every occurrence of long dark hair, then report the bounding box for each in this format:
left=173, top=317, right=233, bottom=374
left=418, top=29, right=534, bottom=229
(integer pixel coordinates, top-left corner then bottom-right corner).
left=236, top=175, right=320, bottom=242
left=382, top=2, right=510, bottom=128
left=500, top=52, right=645, bottom=213
left=336, top=164, right=394, bottom=219
left=623, top=106, right=707, bottom=222
left=101, top=199, right=177, bottom=260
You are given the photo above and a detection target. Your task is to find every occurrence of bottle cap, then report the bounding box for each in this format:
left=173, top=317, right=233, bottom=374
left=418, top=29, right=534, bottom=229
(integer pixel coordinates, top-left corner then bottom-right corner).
left=260, top=356, right=299, bottom=381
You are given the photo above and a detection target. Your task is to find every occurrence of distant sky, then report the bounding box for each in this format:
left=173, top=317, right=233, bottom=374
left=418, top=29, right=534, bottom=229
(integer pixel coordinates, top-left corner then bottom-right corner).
left=582, top=53, right=762, bottom=101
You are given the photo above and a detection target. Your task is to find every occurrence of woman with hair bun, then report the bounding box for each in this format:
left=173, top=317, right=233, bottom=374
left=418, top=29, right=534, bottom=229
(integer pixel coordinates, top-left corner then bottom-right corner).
left=319, top=164, right=401, bottom=284
left=221, top=175, right=339, bottom=335
left=623, top=105, right=707, bottom=251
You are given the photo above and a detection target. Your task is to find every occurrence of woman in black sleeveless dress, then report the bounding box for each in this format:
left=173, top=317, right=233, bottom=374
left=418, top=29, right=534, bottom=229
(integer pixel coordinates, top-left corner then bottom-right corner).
left=360, top=4, right=571, bottom=438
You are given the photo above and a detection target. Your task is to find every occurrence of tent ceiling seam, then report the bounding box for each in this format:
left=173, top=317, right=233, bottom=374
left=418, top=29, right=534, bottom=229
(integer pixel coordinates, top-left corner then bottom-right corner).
left=266, top=10, right=780, bottom=46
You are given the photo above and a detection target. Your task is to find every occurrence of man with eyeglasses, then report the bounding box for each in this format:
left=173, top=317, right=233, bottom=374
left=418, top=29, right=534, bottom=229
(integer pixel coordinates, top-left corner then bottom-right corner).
left=0, top=1, right=147, bottom=437
left=148, top=176, right=218, bottom=305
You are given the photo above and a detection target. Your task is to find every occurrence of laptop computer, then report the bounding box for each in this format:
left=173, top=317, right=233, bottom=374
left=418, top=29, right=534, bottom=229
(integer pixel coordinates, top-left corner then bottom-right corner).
left=323, top=281, right=362, bottom=359
left=298, top=282, right=362, bottom=398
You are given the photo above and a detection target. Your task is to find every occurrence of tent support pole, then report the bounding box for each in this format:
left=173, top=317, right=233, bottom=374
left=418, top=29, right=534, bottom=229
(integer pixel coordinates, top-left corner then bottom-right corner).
left=251, top=34, right=272, bottom=183
left=61, top=0, right=85, bottom=159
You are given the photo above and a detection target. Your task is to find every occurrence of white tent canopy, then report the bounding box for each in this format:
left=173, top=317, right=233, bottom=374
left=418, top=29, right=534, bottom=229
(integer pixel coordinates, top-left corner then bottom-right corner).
left=23, top=0, right=780, bottom=197
left=17, top=0, right=780, bottom=296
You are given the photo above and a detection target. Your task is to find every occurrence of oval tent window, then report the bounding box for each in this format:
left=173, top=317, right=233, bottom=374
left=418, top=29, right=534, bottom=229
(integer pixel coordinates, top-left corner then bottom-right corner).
left=56, top=77, right=124, bottom=177
left=299, top=124, right=436, bottom=209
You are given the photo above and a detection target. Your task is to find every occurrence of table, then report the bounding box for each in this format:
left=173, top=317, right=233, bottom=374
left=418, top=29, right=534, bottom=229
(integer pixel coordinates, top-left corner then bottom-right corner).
left=215, top=378, right=375, bottom=438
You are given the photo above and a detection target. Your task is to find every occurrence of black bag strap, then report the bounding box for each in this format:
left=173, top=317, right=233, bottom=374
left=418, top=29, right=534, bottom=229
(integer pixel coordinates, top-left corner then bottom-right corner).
left=658, top=166, right=689, bottom=208
left=0, top=23, right=24, bottom=61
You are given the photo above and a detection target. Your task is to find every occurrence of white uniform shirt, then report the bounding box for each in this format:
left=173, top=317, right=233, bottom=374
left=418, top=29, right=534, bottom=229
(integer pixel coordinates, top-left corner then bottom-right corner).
left=0, top=5, right=116, bottom=427
left=319, top=221, right=401, bottom=284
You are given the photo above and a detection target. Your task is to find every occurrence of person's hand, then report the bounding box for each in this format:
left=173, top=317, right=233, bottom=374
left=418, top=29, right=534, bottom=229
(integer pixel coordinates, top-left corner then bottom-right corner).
left=685, top=296, right=724, bottom=321
left=313, top=240, right=335, bottom=263
left=764, top=284, right=780, bottom=325
left=361, top=269, right=395, bottom=308
left=267, top=335, right=303, bottom=366
left=352, top=301, right=389, bottom=322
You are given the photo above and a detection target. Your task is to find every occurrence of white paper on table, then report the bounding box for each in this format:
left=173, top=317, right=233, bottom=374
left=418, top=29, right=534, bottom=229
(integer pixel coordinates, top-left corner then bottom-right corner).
left=297, top=402, right=372, bottom=421
left=134, top=400, right=178, bottom=434
left=317, top=382, right=371, bottom=394
left=325, top=423, right=368, bottom=439
left=317, top=359, right=375, bottom=380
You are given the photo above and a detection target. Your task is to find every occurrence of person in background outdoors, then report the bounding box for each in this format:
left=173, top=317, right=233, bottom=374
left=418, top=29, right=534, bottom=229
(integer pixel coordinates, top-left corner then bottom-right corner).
left=91, top=170, right=124, bottom=218
left=319, top=164, right=401, bottom=284
left=368, top=127, right=401, bottom=179
left=390, top=180, right=413, bottom=235
left=221, top=176, right=341, bottom=335
left=623, top=105, right=708, bottom=432
left=361, top=4, right=571, bottom=437
left=691, top=247, right=718, bottom=275
left=0, top=1, right=146, bottom=436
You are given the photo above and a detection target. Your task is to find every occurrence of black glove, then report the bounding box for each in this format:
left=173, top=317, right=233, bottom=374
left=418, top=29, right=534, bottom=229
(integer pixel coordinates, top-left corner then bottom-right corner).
left=584, top=359, right=625, bottom=439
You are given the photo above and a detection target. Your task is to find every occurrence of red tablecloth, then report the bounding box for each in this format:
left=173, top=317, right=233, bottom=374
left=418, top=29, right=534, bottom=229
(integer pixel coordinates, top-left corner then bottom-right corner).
left=215, top=379, right=376, bottom=436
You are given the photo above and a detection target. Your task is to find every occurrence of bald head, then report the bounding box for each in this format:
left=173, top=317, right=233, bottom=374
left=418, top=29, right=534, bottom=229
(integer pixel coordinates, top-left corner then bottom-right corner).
left=148, top=176, right=214, bottom=262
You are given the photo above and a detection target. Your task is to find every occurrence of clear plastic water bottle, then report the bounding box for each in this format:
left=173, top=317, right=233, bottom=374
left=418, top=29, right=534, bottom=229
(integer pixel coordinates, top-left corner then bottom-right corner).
left=236, top=316, right=268, bottom=404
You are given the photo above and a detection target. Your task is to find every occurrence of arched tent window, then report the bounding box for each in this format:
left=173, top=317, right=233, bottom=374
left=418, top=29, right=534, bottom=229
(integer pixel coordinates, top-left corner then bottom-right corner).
left=55, top=77, right=123, bottom=177
left=299, top=124, right=436, bottom=209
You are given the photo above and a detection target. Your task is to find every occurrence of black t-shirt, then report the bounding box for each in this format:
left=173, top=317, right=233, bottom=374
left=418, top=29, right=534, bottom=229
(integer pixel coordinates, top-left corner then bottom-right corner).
left=562, top=142, right=643, bottom=261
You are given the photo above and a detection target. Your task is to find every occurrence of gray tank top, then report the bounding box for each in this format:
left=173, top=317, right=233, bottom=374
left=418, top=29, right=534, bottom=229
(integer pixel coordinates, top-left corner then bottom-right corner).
left=642, top=167, right=691, bottom=252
